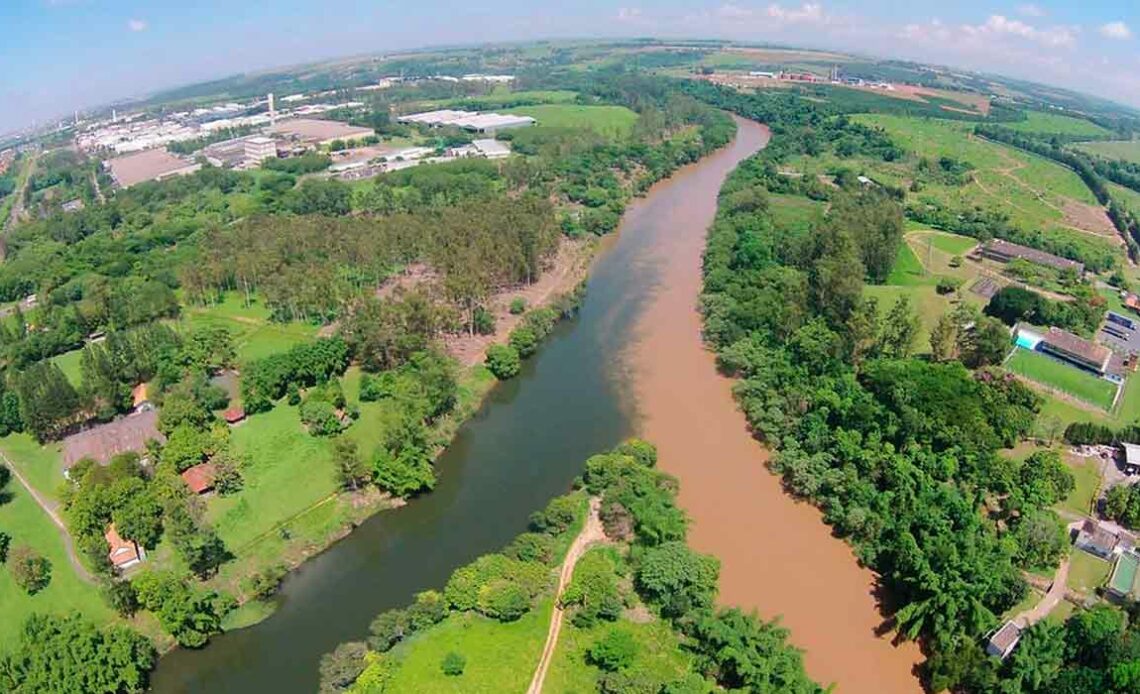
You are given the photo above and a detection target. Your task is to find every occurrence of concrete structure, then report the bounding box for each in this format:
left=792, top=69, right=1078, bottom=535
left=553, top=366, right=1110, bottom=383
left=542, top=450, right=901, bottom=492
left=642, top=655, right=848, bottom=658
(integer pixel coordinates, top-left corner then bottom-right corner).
left=979, top=239, right=1084, bottom=274
left=397, top=109, right=536, bottom=134
left=105, top=523, right=144, bottom=570
left=268, top=118, right=374, bottom=148
left=1123, top=443, right=1140, bottom=475
left=986, top=621, right=1022, bottom=659
left=244, top=136, right=278, bottom=165
left=105, top=149, right=200, bottom=188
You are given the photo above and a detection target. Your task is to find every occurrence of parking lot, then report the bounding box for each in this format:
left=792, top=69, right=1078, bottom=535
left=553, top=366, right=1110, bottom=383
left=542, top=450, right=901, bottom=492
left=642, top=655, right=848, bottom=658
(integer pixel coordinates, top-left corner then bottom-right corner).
left=1099, top=311, right=1140, bottom=359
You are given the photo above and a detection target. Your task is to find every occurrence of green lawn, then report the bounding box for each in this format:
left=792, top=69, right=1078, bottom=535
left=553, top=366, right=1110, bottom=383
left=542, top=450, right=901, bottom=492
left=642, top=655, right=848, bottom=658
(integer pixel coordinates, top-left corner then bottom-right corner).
left=181, top=292, right=319, bottom=365
left=886, top=241, right=934, bottom=286
left=1005, top=111, right=1113, bottom=138
left=501, top=104, right=639, bottom=138
left=1074, top=140, right=1140, bottom=164
left=769, top=193, right=824, bottom=233
left=51, top=348, right=84, bottom=387
left=1005, top=350, right=1118, bottom=411
left=1067, top=550, right=1112, bottom=594
left=430, top=89, right=579, bottom=109
left=1058, top=456, right=1101, bottom=516
left=0, top=433, right=66, bottom=503
left=384, top=598, right=552, bottom=693
left=915, top=229, right=978, bottom=256
left=0, top=482, right=114, bottom=654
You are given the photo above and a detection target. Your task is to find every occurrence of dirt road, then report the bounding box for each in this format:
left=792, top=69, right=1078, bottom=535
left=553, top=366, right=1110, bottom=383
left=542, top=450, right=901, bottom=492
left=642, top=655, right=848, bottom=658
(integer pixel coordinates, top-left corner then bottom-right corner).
left=525, top=496, right=606, bottom=694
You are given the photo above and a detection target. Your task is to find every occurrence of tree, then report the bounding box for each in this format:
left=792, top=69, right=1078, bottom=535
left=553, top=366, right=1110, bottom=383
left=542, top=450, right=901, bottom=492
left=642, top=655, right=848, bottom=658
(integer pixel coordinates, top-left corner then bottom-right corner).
left=372, top=447, right=435, bottom=497
left=112, top=490, right=164, bottom=550
left=318, top=641, right=368, bottom=694
left=8, top=545, right=51, bottom=594
left=809, top=228, right=864, bottom=327
left=333, top=437, right=369, bottom=492
left=876, top=295, right=919, bottom=359
left=441, top=651, right=466, bottom=676
left=691, top=609, right=821, bottom=694
left=0, top=614, right=155, bottom=693
left=588, top=628, right=638, bottom=672
left=929, top=311, right=959, bottom=362
left=635, top=541, right=719, bottom=619
left=509, top=326, right=539, bottom=358
left=1003, top=621, right=1065, bottom=693
left=485, top=344, right=521, bottom=379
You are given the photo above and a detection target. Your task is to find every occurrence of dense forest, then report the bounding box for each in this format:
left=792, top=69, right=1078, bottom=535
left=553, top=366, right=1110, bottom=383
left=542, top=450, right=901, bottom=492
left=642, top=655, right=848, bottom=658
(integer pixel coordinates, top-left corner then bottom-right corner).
left=695, top=84, right=1140, bottom=692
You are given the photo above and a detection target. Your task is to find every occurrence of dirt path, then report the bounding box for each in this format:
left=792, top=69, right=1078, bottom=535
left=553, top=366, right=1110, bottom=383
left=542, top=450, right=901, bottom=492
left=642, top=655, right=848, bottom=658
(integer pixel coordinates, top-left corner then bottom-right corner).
left=1013, top=557, right=1070, bottom=627
left=526, top=496, right=605, bottom=694
left=0, top=451, right=96, bottom=584
left=623, top=117, right=924, bottom=691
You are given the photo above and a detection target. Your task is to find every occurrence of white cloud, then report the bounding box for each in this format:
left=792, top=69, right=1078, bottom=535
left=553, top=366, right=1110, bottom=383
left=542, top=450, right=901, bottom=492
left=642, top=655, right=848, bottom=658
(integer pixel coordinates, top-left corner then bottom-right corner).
left=1101, top=21, right=1133, bottom=40
left=615, top=7, right=642, bottom=22
left=716, top=3, right=753, bottom=20
left=957, top=15, right=1076, bottom=48
left=1016, top=3, right=1044, bottom=17
left=766, top=2, right=826, bottom=24
left=127, top=18, right=148, bottom=32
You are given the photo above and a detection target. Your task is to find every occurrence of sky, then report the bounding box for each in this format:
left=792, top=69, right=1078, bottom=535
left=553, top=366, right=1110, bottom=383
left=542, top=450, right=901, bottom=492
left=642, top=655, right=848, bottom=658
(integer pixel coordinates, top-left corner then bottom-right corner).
left=1, top=0, right=1139, bottom=133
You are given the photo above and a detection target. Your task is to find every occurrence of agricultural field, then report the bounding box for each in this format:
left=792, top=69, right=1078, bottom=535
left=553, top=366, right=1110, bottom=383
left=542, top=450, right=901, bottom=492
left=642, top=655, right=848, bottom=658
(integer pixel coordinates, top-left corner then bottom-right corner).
left=1074, top=140, right=1140, bottom=165
left=501, top=104, right=639, bottom=138
left=426, top=89, right=579, bottom=110
left=1003, top=111, right=1113, bottom=138
left=1005, top=349, right=1118, bottom=411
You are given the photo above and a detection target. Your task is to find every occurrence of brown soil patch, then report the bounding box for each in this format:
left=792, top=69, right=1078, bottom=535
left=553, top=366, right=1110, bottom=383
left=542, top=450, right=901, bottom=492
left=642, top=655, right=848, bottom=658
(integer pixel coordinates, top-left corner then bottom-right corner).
left=1062, top=199, right=1118, bottom=238
left=445, top=237, right=594, bottom=366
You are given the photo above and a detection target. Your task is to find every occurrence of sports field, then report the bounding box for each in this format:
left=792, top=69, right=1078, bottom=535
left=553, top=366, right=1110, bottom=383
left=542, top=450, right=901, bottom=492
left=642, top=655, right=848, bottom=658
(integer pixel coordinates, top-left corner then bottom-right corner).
left=1006, top=349, right=1117, bottom=411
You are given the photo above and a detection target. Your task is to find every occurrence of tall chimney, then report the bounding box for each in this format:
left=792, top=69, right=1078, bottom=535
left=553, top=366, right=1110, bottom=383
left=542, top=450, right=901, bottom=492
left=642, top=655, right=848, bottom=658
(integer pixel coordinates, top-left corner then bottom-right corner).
left=268, top=92, right=276, bottom=125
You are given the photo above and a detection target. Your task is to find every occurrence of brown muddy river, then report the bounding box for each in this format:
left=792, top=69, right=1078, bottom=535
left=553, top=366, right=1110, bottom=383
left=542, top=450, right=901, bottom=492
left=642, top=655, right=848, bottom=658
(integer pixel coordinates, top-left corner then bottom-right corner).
left=621, top=116, right=924, bottom=692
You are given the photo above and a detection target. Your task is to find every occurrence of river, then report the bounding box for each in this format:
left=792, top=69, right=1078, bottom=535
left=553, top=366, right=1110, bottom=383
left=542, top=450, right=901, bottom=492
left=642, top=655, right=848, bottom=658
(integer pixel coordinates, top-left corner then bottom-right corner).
left=152, top=117, right=921, bottom=692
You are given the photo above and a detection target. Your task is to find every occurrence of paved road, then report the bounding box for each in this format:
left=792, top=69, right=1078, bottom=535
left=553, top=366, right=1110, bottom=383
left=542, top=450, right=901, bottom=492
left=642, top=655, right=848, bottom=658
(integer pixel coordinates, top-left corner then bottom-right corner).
left=1, top=451, right=95, bottom=584
left=526, top=497, right=606, bottom=694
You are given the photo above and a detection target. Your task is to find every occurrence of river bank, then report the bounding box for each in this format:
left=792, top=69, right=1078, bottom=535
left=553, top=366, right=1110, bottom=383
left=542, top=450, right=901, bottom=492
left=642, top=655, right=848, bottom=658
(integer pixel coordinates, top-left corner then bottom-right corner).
left=623, top=116, right=924, bottom=691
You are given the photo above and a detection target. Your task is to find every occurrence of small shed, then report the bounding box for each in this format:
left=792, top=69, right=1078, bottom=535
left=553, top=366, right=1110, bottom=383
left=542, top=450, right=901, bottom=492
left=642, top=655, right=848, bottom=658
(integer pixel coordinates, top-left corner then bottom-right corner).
left=223, top=407, right=246, bottom=425
left=986, top=621, right=1023, bottom=660
left=105, top=523, right=144, bottom=570
left=1123, top=443, right=1140, bottom=475
left=180, top=462, right=218, bottom=495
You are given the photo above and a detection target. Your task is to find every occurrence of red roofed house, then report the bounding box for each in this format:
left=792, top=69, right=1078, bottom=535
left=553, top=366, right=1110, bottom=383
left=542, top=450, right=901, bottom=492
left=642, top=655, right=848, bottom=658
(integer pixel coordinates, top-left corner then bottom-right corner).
left=105, top=523, right=144, bottom=570
left=223, top=407, right=246, bottom=425
left=181, top=462, right=218, bottom=495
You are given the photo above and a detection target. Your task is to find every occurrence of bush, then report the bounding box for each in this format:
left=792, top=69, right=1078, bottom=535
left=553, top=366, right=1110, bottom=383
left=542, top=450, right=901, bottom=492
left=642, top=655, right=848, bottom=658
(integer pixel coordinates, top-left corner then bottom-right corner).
left=588, top=628, right=638, bottom=672
left=319, top=641, right=368, bottom=694
left=949, top=255, right=963, bottom=268
left=300, top=399, right=343, bottom=437
left=485, top=344, right=521, bottom=380
left=529, top=495, right=579, bottom=534
left=372, top=448, right=436, bottom=497
left=504, top=532, right=556, bottom=564
left=0, top=530, right=9, bottom=563
left=9, top=545, right=52, bottom=594
left=509, top=297, right=527, bottom=315
left=441, top=651, right=467, bottom=677
left=481, top=581, right=530, bottom=622
left=935, top=276, right=961, bottom=295
left=368, top=608, right=411, bottom=652
left=359, top=373, right=386, bottom=402
left=473, top=306, right=496, bottom=335
left=509, top=327, right=539, bottom=358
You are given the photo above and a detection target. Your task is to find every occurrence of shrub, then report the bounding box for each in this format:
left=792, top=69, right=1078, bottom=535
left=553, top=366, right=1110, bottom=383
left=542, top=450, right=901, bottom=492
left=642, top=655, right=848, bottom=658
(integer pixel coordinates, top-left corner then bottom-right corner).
left=485, top=344, right=521, bottom=380
left=441, top=651, right=467, bottom=677
left=0, top=530, right=9, bottom=563
left=529, top=495, right=579, bottom=534
left=588, top=628, right=638, bottom=672
left=473, top=306, right=496, bottom=335
left=509, top=298, right=527, bottom=315
left=936, top=276, right=961, bottom=295
left=372, top=448, right=436, bottom=497
left=368, top=608, right=411, bottom=652
left=504, top=532, right=556, bottom=564
left=509, top=327, right=539, bottom=358
left=481, top=581, right=530, bottom=622
left=359, top=373, right=386, bottom=402
left=949, top=255, right=963, bottom=268
left=9, top=545, right=51, bottom=595
left=300, top=399, right=343, bottom=437
left=319, top=641, right=368, bottom=694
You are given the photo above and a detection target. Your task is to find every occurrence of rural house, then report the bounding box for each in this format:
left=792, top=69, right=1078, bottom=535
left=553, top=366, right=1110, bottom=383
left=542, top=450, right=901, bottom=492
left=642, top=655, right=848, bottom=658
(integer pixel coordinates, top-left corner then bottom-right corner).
left=985, top=621, right=1023, bottom=660
left=181, top=462, right=218, bottom=495
left=979, top=239, right=1084, bottom=274
left=1075, top=519, right=1122, bottom=559
left=62, top=409, right=166, bottom=475
left=105, top=523, right=144, bottom=570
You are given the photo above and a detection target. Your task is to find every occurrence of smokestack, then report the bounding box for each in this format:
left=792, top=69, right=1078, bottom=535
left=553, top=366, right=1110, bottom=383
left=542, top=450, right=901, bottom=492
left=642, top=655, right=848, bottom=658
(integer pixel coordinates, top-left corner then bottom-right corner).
left=268, top=92, right=276, bottom=125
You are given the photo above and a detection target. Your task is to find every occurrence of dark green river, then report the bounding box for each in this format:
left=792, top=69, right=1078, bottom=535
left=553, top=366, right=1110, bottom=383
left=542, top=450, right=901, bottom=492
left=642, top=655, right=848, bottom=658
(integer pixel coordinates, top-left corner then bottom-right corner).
left=151, top=117, right=766, bottom=693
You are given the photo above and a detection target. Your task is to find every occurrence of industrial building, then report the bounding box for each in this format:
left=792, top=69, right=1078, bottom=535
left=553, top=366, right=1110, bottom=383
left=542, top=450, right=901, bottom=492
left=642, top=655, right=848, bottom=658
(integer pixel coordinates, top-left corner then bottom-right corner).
left=268, top=118, right=375, bottom=148
left=397, top=109, right=536, bottom=134
left=105, top=148, right=200, bottom=188
left=244, top=136, right=278, bottom=165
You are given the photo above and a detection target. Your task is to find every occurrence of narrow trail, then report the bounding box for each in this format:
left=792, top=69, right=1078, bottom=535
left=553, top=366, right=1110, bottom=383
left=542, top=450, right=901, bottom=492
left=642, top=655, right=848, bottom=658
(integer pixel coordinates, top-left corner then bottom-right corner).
left=526, top=496, right=606, bottom=694
left=0, top=451, right=96, bottom=584
left=1013, top=557, right=1071, bottom=627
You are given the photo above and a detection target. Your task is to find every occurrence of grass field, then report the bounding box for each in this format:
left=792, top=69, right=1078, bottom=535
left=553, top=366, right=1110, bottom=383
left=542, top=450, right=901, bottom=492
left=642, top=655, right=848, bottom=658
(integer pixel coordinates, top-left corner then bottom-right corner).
left=384, top=599, right=551, bottom=692
left=914, top=229, right=978, bottom=256
left=769, top=193, right=825, bottom=233
left=1004, top=111, right=1113, bottom=138
left=1074, top=140, right=1140, bottom=164
left=1006, top=349, right=1118, bottom=411
left=0, top=481, right=114, bottom=653
left=886, top=241, right=934, bottom=286
left=1058, top=455, right=1101, bottom=516
left=430, top=89, right=579, bottom=109
left=182, top=293, right=319, bottom=365
left=1067, top=550, right=1112, bottom=594
left=501, top=104, right=639, bottom=138
left=51, top=348, right=84, bottom=387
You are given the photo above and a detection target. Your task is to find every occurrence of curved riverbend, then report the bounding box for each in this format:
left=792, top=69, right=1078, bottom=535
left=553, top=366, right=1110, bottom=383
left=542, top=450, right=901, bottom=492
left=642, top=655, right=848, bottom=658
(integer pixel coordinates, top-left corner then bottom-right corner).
left=625, top=116, right=924, bottom=691
left=153, top=117, right=918, bottom=693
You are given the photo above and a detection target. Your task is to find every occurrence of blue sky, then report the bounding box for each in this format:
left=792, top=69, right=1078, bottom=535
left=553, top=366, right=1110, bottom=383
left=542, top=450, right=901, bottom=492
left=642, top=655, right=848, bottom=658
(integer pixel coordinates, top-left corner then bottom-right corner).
left=2, top=1, right=1138, bottom=133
